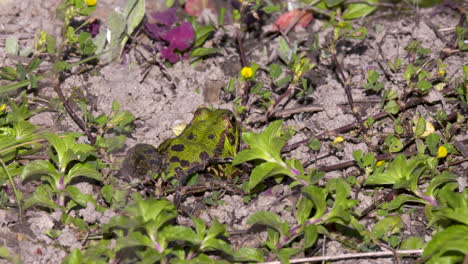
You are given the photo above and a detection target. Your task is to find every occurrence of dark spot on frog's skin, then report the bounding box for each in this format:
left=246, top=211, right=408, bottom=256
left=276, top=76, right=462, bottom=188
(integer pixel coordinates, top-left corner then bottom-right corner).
left=208, top=134, right=215, bottom=140
left=171, top=144, right=185, bottom=152
left=199, top=151, right=209, bottom=160
left=143, top=148, right=157, bottom=155
left=187, top=133, right=195, bottom=140
left=170, top=156, right=180, bottom=163
left=180, top=160, right=190, bottom=167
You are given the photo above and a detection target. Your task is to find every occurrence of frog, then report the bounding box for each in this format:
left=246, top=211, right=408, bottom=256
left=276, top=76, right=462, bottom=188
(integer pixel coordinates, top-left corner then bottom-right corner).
left=120, top=107, right=240, bottom=204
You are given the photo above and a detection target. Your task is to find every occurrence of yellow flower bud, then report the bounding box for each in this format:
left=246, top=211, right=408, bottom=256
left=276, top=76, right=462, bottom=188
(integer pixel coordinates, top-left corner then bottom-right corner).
left=437, top=146, right=447, bottom=158
left=333, top=136, right=344, bottom=144
left=438, top=70, right=445, bottom=76
left=240, top=67, right=253, bottom=79
left=376, top=160, right=385, bottom=167
left=86, top=0, right=97, bottom=6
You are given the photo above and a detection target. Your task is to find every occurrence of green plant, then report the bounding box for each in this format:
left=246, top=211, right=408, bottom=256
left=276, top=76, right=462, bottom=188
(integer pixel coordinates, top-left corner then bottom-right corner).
left=21, top=133, right=102, bottom=208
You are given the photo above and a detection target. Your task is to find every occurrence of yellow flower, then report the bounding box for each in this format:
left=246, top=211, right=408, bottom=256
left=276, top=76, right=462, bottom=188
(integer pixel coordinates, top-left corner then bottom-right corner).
left=240, top=67, right=253, bottom=79
left=437, top=146, right=447, bottom=158
left=338, top=22, right=346, bottom=28
left=376, top=160, right=385, bottom=167
left=86, top=0, right=97, bottom=6
left=333, top=136, right=344, bottom=144
left=438, top=70, right=445, bottom=76
left=0, top=104, right=6, bottom=113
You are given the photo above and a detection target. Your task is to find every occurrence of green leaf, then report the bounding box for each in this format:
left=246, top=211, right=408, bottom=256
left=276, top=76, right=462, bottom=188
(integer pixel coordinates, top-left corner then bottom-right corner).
left=206, top=219, right=227, bottom=240
left=248, top=162, right=290, bottom=191
left=65, top=185, right=96, bottom=207
left=5, top=36, right=19, bottom=55
left=301, top=185, right=327, bottom=220
left=424, top=171, right=458, bottom=198
left=383, top=194, right=427, bottom=211
left=303, top=224, right=318, bottom=249
left=101, top=185, right=114, bottom=204
left=384, top=100, right=399, bottom=114
left=23, top=185, right=59, bottom=210
left=107, top=10, right=127, bottom=61
left=417, top=80, right=432, bottom=92
left=160, top=225, right=199, bottom=244
left=247, top=211, right=289, bottom=237
left=193, top=25, right=215, bottom=47
left=269, top=63, right=282, bottom=80
left=423, top=225, right=468, bottom=261
left=233, top=120, right=287, bottom=165
left=342, top=0, right=378, bottom=20
left=400, top=236, right=424, bottom=250
left=66, top=163, right=102, bottom=183
left=278, top=37, right=292, bottom=64
left=190, top=47, right=219, bottom=58
left=21, top=160, right=58, bottom=182
left=233, top=247, right=265, bottom=262
left=124, top=0, right=145, bottom=38
left=0, top=247, right=10, bottom=258
left=192, top=217, right=207, bottom=241
left=372, top=216, right=404, bottom=239
left=425, top=133, right=440, bottom=156
left=278, top=247, right=302, bottom=264
left=201, top=238, right=233, bottom=256
left=414, top=117, right=426, bottom=137
left=326, top=0, right=345, bottom=7
left=63, top=248, right=83, bottom=264
left=385, top=135, right=403, bottom=153
left=116, top=231, right=154, bottom=251
left=366, top=155, right=427, bottom=189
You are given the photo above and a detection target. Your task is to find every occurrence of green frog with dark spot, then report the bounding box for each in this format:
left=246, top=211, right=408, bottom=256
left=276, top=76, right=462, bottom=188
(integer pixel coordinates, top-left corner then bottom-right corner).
left=120, top=107, right=239, bottom=203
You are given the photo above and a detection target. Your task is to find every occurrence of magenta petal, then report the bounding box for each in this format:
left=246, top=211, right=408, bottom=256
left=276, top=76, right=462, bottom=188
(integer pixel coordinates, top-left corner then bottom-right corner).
left=150, top=8, right=177, bottom=27
left=161, top=47, right=180, bottom=63
left=162, top=22, right=194, bottom=51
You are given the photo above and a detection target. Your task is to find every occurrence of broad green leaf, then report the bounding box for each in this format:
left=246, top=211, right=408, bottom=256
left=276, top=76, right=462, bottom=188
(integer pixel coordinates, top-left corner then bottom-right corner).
left=116, top=231, right=154, bottom=251
left=101, top=185, right=114, bottom=204
left=66, top=163, right=103, bottom=183
left=63, top=248, right=83, bottom=264
left=342, top=0, right=378, bottom=20
left=400, top=236, right=424, bottom=249
left=303, top=224, right=318, bottom=249
left=247, top=211, right=289, bottom=237
left=384, top=100, right=399, bottom=114
left=269, top=63, right=282, bottom=80
left=278, top=37, right=292, bottom=64
left=423, top=225, right=468, bottom=261
left=192, top=217, right=207, bottom=241
left=21, top=160, right=59, bottom=184
left=201, top=238, right=233, bottom=256
left=248, top=162, right=290, bottom=191
left=296, top=194, right=313, bottom=225
left=414, top=117, right=426, bottom=137
left=366, top=155, right=427, bottom=186
left=278, top=247, right=302, bottom=264
left=5, top=36, right=19, bottom=55
left=160, top=225, right=199, bottom=245
left=126, top=199, right=177, bottom=226
left=0, top=247, right=10, bottom=258
left=372, top=216, right=404, bottom=239
left=233, top=247, right=265, bottom=262
left=190, top=47, right=219, bottom=57
left=206, top=219, right=227, bottom=240
left=233, top=120, right=287, bottom=166
left=301, top=185, right=327, bottom=220
left=107, top=10, right=127, bottom=61
left=424, top=171, right=458, bottom=198
left=425, top=133, right=440, bottom=156
left=194, top=25, right=215, bottom=48
left=23, top=185, right=58, bottom=210
left=124, top=0, right=145, bottom=37
left=325, top=0, right=345, bottom=7
left=383, top=194, right=427, bottom=211
left=65, top=185, right=96, bottom=207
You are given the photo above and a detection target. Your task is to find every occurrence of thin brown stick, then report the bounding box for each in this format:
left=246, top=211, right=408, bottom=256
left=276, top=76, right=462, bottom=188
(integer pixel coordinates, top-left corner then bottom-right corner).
left=259, top=249, right=423, bottom=264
